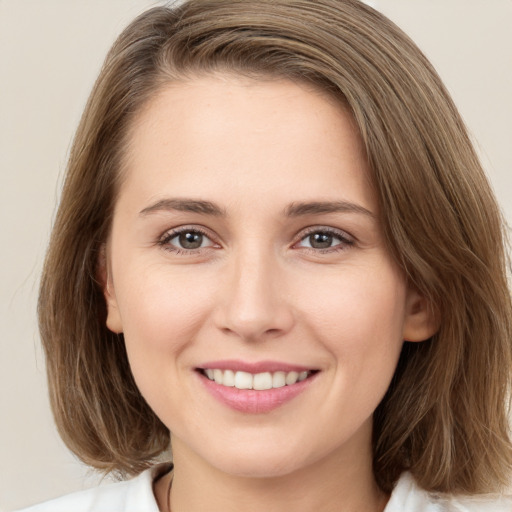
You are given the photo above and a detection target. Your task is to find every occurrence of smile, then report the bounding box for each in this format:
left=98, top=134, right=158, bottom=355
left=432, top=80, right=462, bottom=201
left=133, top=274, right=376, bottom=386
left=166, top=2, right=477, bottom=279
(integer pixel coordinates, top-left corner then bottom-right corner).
left=201, top=369, right=312, bottom=390
left=197, top=364, right=319, bottom=413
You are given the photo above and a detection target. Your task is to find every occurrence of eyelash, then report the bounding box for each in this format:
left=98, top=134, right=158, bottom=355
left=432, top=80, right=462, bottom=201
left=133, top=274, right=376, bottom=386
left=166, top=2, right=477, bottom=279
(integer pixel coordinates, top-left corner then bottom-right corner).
left=294, top=226, right=354, bottom=254
left=158, top=226, right=217, bottom=255
left=157, top=226, right=354, bottom=255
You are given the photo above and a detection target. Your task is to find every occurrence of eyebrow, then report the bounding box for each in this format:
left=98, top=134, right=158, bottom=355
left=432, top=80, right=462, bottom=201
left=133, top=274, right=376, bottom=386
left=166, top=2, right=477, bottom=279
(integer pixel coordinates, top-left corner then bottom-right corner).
left=284, top=201, right=374, bottom=218
left=139, top=198, right=226, bottom=217
left=139, top=198, right=374, bottom=219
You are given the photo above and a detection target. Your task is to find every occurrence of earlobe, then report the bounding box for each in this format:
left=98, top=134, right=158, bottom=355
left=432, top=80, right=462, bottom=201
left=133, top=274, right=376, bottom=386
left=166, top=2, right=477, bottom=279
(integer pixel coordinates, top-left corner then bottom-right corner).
left=97, top=244, right=123, bottom=334
left=402, top=287, right=439, bottom=342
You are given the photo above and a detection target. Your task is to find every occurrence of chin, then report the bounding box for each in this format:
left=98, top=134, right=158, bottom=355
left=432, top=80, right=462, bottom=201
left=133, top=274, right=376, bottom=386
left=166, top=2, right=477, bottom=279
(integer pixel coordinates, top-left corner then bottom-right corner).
left=202, top=440, right=317, bottom=479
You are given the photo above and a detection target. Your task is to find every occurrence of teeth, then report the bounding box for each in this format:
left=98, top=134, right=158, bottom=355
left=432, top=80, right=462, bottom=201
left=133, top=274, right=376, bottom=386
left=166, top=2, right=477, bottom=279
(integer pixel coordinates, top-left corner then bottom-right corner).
left=203, top=369, right=312, bottom=389
left=272, top=371, right=286, bottom=388
left=285, top=371, right=299, bottom=385
left=253, top=372, right=272, bottom=390
left=223, top=369, right=235, bottom=387
left=213, top=369, right=223, bottom=384
left=234, top=371, right=253, bottom=389
left=298, top=371, right=308, bottom=382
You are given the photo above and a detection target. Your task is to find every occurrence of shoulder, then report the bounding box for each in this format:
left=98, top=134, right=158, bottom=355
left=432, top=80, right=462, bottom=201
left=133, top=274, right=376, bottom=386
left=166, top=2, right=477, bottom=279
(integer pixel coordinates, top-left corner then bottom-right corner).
left=386, top=472, right=512, bottom=512
left=16, top=463, right=172, bottom=512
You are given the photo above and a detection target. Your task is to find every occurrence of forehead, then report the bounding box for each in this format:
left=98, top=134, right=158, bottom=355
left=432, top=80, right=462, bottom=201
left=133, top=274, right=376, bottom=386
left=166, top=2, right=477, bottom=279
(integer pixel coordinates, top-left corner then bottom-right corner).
left=119, top=74, right=374, bottom=213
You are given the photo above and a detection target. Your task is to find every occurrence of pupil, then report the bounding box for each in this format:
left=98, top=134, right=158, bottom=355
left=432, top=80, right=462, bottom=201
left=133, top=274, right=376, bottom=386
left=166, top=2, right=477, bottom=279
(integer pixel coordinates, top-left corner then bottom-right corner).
left=310, top=233, right=332, bottom=249
left=179, top=232, right=203, bottom=249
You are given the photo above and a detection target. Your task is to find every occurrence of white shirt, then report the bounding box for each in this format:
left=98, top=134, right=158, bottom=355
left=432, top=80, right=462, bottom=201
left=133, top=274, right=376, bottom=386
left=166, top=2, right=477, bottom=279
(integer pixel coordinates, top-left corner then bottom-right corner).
left=17, top=464, right=512, bottom=512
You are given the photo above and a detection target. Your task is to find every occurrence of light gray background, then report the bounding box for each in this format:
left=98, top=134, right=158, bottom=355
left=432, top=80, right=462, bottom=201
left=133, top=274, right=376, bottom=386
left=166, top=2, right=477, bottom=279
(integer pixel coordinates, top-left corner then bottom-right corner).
left=1, top=1, right=511, bottom=510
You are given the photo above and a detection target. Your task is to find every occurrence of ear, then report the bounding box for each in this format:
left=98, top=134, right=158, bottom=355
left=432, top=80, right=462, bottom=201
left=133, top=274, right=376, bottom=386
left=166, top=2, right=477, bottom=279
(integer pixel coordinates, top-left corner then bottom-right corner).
left=402, top=286, right=439, bottom=342
left=97, top=244, right=123, bottom=334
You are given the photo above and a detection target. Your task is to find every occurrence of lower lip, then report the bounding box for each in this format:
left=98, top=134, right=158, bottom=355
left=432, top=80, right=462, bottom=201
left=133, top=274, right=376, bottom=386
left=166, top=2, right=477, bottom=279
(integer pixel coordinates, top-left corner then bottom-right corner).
left=198, top=372, right=317, bottom=413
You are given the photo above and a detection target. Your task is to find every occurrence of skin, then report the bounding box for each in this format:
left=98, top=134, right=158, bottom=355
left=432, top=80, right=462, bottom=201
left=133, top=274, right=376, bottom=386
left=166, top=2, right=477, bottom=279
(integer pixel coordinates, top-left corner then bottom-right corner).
left=103, top=74, right=436, bottom=512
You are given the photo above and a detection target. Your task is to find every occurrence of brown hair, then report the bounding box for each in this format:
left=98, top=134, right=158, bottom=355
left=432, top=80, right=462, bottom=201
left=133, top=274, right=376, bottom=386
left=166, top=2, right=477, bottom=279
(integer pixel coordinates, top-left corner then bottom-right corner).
left=39, top=0, right=512, bottom=494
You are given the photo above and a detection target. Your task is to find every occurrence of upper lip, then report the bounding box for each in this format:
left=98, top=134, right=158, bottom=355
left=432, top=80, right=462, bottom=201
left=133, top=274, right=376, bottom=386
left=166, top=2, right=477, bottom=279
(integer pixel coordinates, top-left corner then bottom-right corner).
left=197, top=360, right=316, bottom=374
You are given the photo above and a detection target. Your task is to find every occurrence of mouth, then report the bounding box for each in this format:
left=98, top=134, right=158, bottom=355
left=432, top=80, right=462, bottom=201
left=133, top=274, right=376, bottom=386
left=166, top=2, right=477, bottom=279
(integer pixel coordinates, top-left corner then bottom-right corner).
left=198, top=368, right=317, bottom=390
left=196, top=363, right=319, bottom=413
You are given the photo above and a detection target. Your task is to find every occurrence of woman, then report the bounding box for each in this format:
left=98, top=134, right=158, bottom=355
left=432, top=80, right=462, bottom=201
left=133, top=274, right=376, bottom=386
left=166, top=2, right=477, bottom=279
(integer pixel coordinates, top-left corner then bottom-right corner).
left=22, top=0, right=512, bottom=510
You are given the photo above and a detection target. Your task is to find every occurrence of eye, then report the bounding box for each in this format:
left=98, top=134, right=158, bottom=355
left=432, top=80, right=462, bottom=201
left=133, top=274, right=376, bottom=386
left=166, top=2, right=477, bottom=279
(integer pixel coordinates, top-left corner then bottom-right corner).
left=302, top=232, right=337, bottom=249
left=296, top=228, right=353, bottom=251
left=172, top=231, right=208, bottom=250
left=159, top=227, right=217, bottom=252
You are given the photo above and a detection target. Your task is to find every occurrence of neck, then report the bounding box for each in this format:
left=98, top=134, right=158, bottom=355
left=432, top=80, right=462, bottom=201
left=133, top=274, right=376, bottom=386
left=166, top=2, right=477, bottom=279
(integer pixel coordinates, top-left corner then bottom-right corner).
left=159, top=428, right=389, bottom=512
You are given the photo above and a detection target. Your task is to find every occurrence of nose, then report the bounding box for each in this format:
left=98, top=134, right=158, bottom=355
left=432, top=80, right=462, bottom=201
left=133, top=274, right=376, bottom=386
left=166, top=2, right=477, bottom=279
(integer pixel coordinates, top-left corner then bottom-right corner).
left=214, top=247, right=295, bottom=341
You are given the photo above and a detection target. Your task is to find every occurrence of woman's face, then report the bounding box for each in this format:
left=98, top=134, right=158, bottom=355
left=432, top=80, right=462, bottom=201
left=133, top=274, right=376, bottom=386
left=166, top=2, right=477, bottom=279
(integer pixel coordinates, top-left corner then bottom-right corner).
left=104, top=74, right=431, bottom=478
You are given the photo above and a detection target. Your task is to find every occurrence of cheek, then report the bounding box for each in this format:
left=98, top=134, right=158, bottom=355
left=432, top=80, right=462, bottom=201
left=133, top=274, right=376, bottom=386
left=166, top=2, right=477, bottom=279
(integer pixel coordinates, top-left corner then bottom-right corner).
left=307, top=264, right=405, bottom=327
left=114, top=263, right=216, bottom=358
left=113, top=265, right=219, bottom=418
left=302, top=266, right=407, bottom=375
